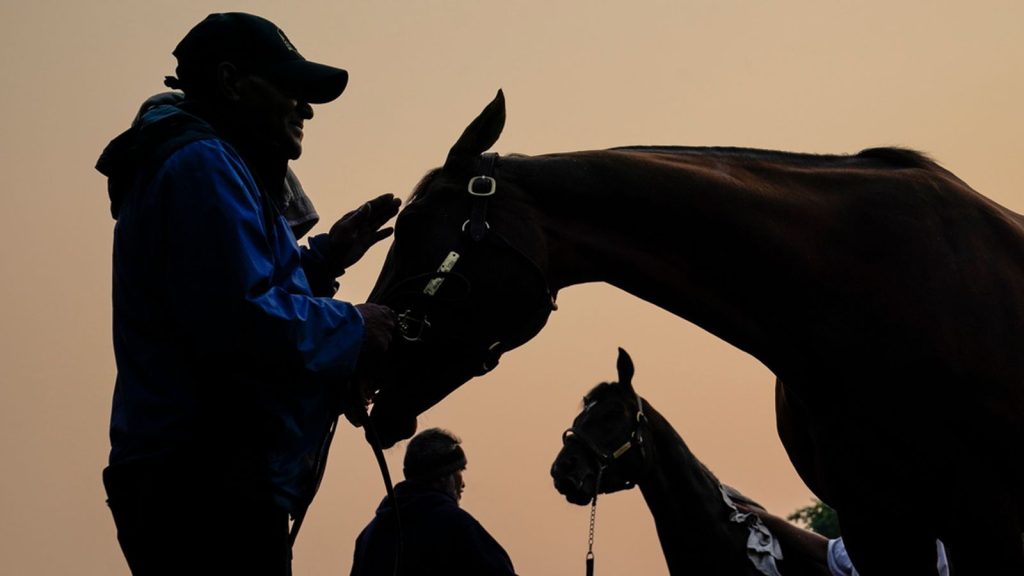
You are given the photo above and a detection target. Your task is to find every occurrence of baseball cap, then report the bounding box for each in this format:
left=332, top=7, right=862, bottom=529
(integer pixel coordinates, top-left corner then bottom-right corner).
left=171, top=12, right=348, bottom=104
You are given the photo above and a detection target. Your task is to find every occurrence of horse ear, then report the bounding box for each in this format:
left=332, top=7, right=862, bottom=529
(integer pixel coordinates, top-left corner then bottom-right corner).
left=616, top=347, right=635, bottom=391
left=444, top=89, right=506, bottom=172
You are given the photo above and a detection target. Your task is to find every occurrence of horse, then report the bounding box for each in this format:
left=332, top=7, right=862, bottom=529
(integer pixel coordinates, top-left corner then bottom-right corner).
left=552, top=347, right=831, bottom=576
left=365, top=90, right=1024, bottom=574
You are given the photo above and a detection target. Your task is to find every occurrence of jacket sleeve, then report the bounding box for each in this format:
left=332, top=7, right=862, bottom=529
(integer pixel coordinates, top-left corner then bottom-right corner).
left=155, top=140, right=364, bottom=386
left=300, top=234, right=341, bottom=297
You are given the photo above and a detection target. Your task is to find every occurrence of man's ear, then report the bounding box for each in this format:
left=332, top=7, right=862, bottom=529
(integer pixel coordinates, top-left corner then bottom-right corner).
left=216, top=62, right=244, bottom=102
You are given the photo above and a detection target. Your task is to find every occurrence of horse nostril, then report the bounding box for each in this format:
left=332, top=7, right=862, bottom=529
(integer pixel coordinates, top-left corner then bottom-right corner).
left=552, top=474, right=575, bottom=495
left=551, top=454, right=573, bottom=477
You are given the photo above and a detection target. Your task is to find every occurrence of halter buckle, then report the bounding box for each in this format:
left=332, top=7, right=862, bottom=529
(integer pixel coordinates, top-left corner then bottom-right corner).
left=468, top=175, right=497, bottom=197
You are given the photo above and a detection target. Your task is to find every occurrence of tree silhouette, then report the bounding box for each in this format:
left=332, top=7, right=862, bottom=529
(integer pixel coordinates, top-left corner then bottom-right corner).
left=788, top=500, right=840, bottom=538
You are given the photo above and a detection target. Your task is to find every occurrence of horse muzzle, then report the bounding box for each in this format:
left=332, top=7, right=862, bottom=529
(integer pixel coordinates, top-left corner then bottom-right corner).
left=551, top=454, right=597, bottom=505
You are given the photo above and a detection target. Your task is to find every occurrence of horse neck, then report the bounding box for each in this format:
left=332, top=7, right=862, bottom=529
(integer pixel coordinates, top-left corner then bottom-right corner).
left=505, top=150, right=834, bottom=366
left=636, top=404, right=761, bottom=575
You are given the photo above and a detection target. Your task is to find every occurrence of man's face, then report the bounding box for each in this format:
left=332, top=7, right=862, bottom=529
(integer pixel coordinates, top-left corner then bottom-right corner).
left=453, top=469, right=465, bottom=502
left=439, top=469, right=466, bottom=504
left=233, top=73, right=313, bottom=160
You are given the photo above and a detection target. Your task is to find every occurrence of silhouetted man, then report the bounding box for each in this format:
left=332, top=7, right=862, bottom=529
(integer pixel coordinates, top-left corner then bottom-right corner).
left=96, top=12, right=399, bottom=575
left=351, top=428, right=517, bottom=575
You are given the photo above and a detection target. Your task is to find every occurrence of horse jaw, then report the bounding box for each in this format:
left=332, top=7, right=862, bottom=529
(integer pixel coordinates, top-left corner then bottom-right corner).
left=364, top=343, right=484, bottom=448
left=365, top=403, right=417, bottom=449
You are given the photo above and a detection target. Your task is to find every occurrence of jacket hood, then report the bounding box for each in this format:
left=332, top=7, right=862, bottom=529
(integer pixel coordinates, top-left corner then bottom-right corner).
left=96, top=100, right=217, bottom=220
left=96, top=94, right=321, bottom=237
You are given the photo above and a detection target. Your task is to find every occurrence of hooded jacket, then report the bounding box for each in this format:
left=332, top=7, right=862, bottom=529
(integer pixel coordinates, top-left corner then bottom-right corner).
left=351, top=481, right=517, bottom=576
left=96, top=100, right=363, bottom=514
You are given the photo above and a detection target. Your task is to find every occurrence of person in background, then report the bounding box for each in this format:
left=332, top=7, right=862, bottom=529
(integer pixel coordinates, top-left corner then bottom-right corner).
left=351, top=428, right=518, bottom=575
left=96, top=12, right=400, bottom=575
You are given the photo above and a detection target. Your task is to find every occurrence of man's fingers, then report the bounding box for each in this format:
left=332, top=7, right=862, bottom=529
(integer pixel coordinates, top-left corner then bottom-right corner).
left=367, top=195, right=401, bottom=221
left=368, top=192, right=397, bottom=206
left=342, top=195, right=399, bottom=228
left=352, top=198, right=398, bottom=229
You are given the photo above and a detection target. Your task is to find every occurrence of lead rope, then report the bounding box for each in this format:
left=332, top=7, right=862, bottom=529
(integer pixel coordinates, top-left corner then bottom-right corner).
left=363, top=409, right=403, bottom=576
left=586, top=466, right=604, bottom=576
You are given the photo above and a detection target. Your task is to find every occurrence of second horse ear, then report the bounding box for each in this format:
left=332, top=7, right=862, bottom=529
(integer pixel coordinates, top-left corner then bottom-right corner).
left=616, top=347, right=635, bottom=390
left=444, top=89, right=506, bottom=173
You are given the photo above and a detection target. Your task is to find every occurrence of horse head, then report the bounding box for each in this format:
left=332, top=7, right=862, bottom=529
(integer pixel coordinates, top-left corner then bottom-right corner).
left=365, top=90, right=556, bottom=447
left=551, top=348, right=651, bottom=505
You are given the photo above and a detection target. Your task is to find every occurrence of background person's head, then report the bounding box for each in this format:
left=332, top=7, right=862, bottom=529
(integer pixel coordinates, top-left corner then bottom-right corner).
left=165, top=13, right=348, bottom=160
left=403, top=428, right=468, bottom=502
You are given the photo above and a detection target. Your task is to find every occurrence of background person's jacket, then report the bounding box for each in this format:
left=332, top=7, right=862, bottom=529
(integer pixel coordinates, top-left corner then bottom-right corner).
left=96, top=101, right=363, bottom=514
left=351, top=480, right=517, bottom=576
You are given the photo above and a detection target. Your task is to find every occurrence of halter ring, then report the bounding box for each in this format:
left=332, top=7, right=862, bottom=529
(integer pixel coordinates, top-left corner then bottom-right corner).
left=398, top=310, right=430, bottom=342
left=462, top=220, right=491, bottom=233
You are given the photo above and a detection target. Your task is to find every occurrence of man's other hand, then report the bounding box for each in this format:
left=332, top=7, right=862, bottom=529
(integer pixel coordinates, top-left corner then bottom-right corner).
left=326, top=194, right=401, bottom=275
left=343, top=303, right=397, bottom=426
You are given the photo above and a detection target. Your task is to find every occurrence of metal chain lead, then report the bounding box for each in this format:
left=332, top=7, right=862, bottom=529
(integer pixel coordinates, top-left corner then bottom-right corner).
left=587, top=500, right=597, bottom=554
left=585, top=466, right=604, bottom=576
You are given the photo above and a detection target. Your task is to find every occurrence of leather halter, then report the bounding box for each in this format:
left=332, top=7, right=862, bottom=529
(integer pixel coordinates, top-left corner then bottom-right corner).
left=383, top=153, right=555, bottom=375
left=561, top=391, right=648, bottom=576
left=562, top=391, right=649, bottom=488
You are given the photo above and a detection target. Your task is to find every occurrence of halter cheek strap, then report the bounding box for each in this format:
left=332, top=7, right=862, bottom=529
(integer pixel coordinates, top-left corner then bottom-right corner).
left=389, top=152, right=554, bottom=374
left=466, top=152, right=498, bottom=241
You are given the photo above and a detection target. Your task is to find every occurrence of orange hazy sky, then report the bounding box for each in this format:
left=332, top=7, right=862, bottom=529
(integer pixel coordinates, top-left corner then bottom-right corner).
left=3, top=1, right=1023, bottom=574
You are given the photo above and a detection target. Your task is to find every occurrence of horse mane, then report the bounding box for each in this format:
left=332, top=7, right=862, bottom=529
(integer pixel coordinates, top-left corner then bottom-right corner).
left=407, top=168, right=443, bottom=203
left=409, top=146, right=934, bottom=206
left=855, top=146, right=935, bottom=168
left=581, top=381, right=630, bottom=409
left=580, top=381, right=614, bottom=405
left=609, top=145, right=934, bottom=169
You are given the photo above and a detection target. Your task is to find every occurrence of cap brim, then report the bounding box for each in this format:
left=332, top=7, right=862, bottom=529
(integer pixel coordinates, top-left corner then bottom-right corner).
left=267, top=60, right=348, bottom=104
